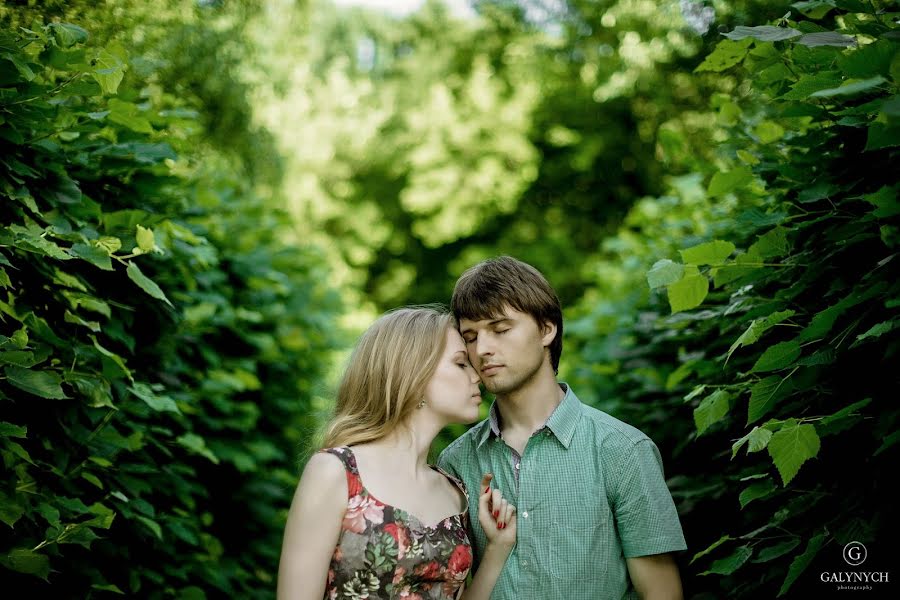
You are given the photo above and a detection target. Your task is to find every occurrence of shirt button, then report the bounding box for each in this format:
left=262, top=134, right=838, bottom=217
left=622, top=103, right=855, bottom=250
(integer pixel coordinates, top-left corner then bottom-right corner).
left=522, top=560, right=528, bottom=567
left=545, top=430, right=551, bottom=436
left=515, top=462, right=520, bottom=470
left=522, top=511, right=529, bottom=518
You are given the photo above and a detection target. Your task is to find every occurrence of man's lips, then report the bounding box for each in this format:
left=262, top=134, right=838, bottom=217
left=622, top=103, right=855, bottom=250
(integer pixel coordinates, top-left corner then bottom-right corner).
left=481, top=364, right=503, bottom=376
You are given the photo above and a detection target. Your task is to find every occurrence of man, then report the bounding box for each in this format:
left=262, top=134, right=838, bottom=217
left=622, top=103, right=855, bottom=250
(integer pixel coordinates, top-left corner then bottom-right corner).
left=438, top=256, right=686, bottom=599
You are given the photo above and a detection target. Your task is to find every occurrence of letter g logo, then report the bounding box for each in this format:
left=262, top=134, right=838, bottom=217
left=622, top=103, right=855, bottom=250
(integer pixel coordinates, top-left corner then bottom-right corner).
left=843, top=541, right=867, bottom=566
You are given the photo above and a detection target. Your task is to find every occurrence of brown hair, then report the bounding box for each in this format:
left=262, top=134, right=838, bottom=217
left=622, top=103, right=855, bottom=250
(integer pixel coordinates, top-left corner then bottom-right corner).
left=321, top=306, right=455, bottom=448
left=451, top=256, right=563, bottom=373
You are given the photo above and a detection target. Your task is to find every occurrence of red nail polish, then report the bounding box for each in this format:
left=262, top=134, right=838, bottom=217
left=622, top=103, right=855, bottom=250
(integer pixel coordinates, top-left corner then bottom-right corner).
left=484, top=487, right=490, bottom=494
left=493, top=510, right=499, bottom=518
left=500, top=523, right=505, bottom=529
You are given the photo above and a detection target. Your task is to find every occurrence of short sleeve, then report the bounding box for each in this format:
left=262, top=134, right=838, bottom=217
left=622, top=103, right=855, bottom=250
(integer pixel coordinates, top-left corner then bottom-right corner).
left=436, top=446, right=460, bottom=479
left=612, top=438, right=687, bottom=558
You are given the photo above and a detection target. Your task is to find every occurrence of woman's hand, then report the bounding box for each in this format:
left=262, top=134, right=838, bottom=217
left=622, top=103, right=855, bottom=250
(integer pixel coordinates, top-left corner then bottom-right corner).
left=477, top=473, right=516, bottom=548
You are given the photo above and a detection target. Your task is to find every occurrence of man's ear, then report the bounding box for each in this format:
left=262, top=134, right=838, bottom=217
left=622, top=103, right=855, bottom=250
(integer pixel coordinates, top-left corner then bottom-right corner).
left=540, top=320, right=557, bottom=348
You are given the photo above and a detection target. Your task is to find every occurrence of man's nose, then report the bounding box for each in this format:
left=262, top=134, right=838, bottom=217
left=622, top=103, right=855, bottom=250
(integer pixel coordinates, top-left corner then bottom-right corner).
left=474, top=335, right=493, bottom=358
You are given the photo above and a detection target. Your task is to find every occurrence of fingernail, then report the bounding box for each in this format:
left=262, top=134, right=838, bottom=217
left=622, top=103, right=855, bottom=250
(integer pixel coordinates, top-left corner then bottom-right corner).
left=499, top=522, right=505, bottom=529
left=484, top=487, right=490, bottom=494
left=493, top=510, right=499, bottom=518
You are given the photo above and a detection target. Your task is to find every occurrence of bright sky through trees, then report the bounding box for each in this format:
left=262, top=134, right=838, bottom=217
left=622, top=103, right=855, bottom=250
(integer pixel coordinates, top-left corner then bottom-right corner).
left=332, top=0, right=476, bottom=18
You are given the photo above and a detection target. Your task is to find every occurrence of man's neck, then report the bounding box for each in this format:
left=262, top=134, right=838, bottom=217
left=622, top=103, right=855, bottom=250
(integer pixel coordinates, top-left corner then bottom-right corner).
left=495, top=366, right=564, bottom=435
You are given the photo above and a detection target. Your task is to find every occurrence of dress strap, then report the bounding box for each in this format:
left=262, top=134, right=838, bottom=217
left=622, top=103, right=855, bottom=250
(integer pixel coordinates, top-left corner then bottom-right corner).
left=319, top=446, right=361, bottom=499
left=432, top=464, right=470, bottom=515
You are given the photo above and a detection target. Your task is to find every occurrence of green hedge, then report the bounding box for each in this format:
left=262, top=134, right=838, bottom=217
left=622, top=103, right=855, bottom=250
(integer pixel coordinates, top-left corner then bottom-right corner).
left=568, top=2, right=898, bottom=597
left=1, top=18, right=339, bottom=597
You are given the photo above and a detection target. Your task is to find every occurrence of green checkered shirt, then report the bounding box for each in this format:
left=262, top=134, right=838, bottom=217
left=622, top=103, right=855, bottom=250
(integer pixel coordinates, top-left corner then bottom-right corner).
left=437, top=384, right=686, bottom=600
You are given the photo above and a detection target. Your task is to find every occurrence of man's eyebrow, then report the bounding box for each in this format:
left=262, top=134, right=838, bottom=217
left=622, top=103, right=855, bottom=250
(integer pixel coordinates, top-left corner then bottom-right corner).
left=489, top=318, right=512, bottom=326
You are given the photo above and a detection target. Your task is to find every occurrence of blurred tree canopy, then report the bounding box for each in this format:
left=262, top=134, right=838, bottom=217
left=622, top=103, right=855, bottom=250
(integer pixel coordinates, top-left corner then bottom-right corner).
left=253, top=0, right=782, bottom=311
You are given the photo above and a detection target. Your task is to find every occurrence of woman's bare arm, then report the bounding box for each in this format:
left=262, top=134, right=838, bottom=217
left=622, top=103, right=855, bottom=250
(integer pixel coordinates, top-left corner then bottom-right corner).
left=276, top=453, right=347, bottom=600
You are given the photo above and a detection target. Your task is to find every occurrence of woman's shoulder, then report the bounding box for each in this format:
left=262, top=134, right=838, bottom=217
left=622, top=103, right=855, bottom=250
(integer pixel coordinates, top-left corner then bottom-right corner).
left=303, top=448, right=351, bottom=486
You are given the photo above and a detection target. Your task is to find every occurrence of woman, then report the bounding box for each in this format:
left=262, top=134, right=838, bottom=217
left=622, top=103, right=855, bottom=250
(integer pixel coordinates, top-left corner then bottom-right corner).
left=277, top=307, right=516, bottom=600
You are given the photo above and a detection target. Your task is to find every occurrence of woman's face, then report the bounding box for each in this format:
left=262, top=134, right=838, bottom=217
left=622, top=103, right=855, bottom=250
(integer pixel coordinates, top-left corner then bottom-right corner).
left=422, top=328, right=482, bottom=424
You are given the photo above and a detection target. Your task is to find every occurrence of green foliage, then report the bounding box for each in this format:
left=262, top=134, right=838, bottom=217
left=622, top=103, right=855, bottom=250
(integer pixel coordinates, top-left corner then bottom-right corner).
left=0, top=12, right=338, bottom=598
left=568, top=1, right=898, bottom=597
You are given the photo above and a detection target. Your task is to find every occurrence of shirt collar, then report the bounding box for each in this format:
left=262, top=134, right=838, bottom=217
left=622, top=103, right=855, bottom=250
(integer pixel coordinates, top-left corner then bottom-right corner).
left=477, top=382, right=581, bottom=449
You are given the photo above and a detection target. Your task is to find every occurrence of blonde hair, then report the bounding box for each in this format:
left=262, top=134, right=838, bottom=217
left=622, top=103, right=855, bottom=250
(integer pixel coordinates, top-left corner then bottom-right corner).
left=321, top=306, right=455, bottom=448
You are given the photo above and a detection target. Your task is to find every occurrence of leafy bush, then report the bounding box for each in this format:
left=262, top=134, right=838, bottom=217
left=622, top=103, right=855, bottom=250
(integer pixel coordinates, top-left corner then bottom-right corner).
left=568, top=2, right=898, bottom=597
left=0, top=17, right=338, bottom=597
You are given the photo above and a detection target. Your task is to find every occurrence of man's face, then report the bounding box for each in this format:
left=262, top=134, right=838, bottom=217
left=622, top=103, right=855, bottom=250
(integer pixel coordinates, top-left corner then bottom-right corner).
left=459, top=305, right=555, bottom=396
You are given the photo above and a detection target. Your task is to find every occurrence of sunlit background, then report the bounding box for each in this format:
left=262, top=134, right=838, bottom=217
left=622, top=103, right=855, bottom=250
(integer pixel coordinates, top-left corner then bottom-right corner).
left=2, top=0, right=897, bottom=597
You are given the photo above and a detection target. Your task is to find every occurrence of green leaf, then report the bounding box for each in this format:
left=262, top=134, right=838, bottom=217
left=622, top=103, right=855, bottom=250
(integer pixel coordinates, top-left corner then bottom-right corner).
left=137, top=515, right=163, bottom=540
left=702, top=545, right=753, bottom=575
left=86, top=502, right=116, bottom=529
left=732, top=426, right=774, bottom=458
left=82, top=472, right=104, bottom=489
left=723, top=26, right=801, bottom=42
left=91, top=584, right=125, bottom=595
left=14, top=235, right=72, bottom=261
left=781, top=72, right=843, bottom=100
left=90, top=336, right=132, bottom=382
left=739, top=478, right=776, bottom=508
left=667, top=268, right=709, bottom=313
left=874, top=430, right=900, bottom=456
left=69, top=243, right=114, bottom=270
left=126, top=262, right=173, bottom=307
left=851, top=320, right=896, bottom=347
left=748, top=375, right=794, bottom=424
left=50, top=23, right=89, bottom=47
left=4, top=366, right=68, bottom=399
left=176, top=433, right=220, bottom=464
left=695, top=39, right=753, bottom=73
left=749, top=227, right=789, bottom=259
left=753, top=538, right=801, bottom=563
left=135, top=225, right=156, bottom=252
left=92, top=49, right=126, bottom=95
left=0, top=549, right=50, bottom=579
left=810, top=76, right=887, bottom=98
left=791, top=1, right=837, bottom=19
left=108, top=99, right=153, bottom=134
left=818, top=398, right=871, bottom=436
left=2, top=52, right=36, bottom=81
left=179, top=586, right=207, bottom=600
left=753, top=121, right=785, bottom=144
left=0, top=491, right=25, bottom=527
left=0, top=421, right=27, bottom=438
left=691, top=535, right=733, bottom=564
left=694, top=390, right=731, bottom=435
left=727, top=310, right=795, bottom=363
left=751, top=340, right=801, bottom=373
left=796, top=32, right=856, bottom=47
left=129, top=383, right=180, bottom=414
left=864, top=186, right=900, bottom=218
left=647, top=259, right=684, bottom=289
left=778, top=533, right=825, bottom=596
left=708, top=167, right=753, bottom=197
left=865, top=122, right=900, bottom=151
left=768, top=423, right=820, bottom=486
left=680, top=240, right=736, bottom=265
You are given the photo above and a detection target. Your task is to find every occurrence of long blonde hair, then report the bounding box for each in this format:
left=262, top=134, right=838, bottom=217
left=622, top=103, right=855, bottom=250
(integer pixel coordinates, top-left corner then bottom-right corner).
left=321, top=306, right=455, bottom=448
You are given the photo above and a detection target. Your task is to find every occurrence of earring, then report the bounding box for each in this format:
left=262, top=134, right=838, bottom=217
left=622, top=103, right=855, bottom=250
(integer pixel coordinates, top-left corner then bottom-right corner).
left=417, top=399, right=426, bottom=409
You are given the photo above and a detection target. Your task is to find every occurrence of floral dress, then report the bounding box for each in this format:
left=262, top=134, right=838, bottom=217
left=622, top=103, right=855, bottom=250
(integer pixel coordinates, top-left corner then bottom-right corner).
left=320, top=446, right=473, bottom=600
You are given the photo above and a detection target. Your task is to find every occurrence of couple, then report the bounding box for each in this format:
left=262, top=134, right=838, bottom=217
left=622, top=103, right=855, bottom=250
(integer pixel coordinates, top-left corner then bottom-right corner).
left=278, top=257, right=687, bottom=599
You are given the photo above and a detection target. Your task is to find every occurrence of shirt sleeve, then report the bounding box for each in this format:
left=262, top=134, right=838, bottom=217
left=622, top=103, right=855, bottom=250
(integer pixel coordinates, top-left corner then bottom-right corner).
left=436, top=446, right=460, bottom=479
left=612, top=438, right=687, bottom=558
